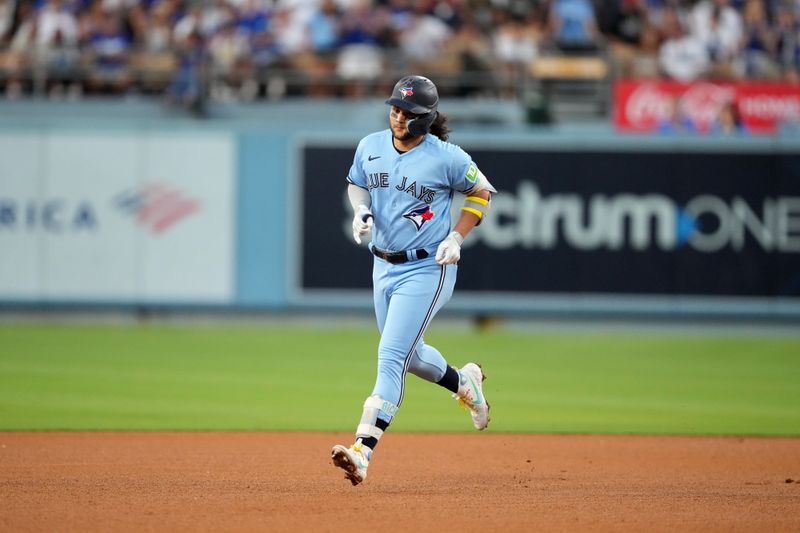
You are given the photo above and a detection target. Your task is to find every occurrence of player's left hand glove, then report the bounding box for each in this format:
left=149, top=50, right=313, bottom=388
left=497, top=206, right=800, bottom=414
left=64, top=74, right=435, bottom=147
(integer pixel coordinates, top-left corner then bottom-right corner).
left=436, top=231, right=464, bottom=265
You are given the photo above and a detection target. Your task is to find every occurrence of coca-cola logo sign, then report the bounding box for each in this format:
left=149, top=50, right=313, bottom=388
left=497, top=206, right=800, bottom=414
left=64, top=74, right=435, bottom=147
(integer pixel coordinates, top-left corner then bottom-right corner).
left=681, top=83, right=736, bottom=130
left=623, top=82, right=734, bottom=131
left=625, top=83, right=672, bottom=128
left=615, top=80, right=800, bottom=134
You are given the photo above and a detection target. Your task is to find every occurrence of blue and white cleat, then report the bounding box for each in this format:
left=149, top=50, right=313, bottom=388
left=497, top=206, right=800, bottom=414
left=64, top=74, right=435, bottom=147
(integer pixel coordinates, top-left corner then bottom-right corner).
left=331, top=439, right=370, bottom=486
left=456, top=363, right=490, bottom=430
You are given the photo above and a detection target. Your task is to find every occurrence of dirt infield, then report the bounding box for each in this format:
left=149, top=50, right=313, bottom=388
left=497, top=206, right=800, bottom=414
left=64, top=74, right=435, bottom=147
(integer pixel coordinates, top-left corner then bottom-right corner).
left=1, top=432, right=799, bottom=532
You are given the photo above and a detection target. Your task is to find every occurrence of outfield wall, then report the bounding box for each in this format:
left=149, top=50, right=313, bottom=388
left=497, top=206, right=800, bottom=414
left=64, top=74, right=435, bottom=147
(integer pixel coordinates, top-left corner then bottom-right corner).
left=1, top=100, right=798, bottom=319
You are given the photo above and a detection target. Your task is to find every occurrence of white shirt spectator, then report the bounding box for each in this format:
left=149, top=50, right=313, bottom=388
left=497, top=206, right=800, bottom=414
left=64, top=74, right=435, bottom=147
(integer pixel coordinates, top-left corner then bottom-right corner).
left=174, top=2, right=235, bottom=43
left=37, top=1, right=79, bottom=47
left=689, top=0, right=743, bottom=61
left=208, top=24, right=251, bottom=74
left=660, top=32, right=710, bottom=80
left=142, top=7, right=173, bottom=53
left=173, top=8, right=202, bottom=43
left=274, top=0, right=318, bottom=45
left=337, top=43, right=383, bottom=80
left=494, top=21, right=538, bottom=64
left=271, top=6, right=314, bottom=55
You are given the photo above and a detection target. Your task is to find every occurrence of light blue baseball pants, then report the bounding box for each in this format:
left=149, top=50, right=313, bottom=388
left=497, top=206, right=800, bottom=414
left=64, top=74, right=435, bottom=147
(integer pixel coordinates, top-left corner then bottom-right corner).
left=370, top=256, right=458, bottom=422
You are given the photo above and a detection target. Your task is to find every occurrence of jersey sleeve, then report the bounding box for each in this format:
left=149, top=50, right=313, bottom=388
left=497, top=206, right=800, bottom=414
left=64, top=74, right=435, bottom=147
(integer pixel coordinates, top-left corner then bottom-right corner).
left=448, top=146, right=480, bottom=194
left=346, top=138, right=368, bottom=188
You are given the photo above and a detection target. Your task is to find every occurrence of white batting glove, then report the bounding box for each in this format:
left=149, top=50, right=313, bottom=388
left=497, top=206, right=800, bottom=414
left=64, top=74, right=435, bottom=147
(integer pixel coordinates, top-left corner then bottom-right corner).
left=436, top=231, right=464, bottom=265
left=352, top=204, right=374, bottom=244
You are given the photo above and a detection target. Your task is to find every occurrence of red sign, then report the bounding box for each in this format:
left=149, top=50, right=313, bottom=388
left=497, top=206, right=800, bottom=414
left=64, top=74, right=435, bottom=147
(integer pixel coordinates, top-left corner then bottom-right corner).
left=614, top=80, right=800, bottom=134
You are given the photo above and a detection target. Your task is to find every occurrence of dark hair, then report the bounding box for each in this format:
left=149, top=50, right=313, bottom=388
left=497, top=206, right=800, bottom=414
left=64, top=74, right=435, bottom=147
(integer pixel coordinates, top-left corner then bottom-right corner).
left=430, top=112, right=450, bottom=141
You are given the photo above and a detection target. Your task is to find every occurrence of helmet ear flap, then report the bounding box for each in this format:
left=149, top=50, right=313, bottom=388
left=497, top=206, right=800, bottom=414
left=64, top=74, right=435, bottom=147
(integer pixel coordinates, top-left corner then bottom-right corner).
left=407, top=111, right=436, bottom=137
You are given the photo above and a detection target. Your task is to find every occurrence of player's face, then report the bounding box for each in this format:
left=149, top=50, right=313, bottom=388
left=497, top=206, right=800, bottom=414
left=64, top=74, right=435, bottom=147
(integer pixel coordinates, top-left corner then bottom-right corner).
left=389, top=105, right=421, bottom=141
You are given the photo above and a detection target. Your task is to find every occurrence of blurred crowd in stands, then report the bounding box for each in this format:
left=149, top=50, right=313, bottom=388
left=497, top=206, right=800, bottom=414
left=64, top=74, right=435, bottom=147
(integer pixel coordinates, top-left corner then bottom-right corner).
left=0, top=0, right=798, bottom=103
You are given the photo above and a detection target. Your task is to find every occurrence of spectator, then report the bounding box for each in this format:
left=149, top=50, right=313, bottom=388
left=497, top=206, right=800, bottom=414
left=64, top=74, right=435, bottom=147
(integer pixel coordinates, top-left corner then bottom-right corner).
left=202, top=0, right=237, bottom=36
left=708, top=98, right=748, bottom=134
left=301, top=0, right=341, bottom=96
left=0, top=0, right=15, bottom=44
left=173, top=5, right=204, bottom=44
left=689, top=0, right=743, bottom=78
left=249, top=29, right=285, bottom=97
left=127, top=1, right=179, bottom=94
left=446, top=14, right=496, bottom=96
left=37, top=0, right=79, bottom=49
left=648, top=0, right=691, bottom=41
left=77, top=0, right=105, bottom=44
left=132, top=1, right=175, bottom=54
left=659, top=6, right=710, bottom=80
left=427, top=0, right=463, bottom=29
left=35, top=21, right=81, bottom=96
left=229, top=0, right=266, bottom=96
left=26, top=0, right=81, bottom=96
left=603, top=0, right=656, bottom=77
left=83, top=10, right=132, bottom=94
left=548, top=0, right=602, bottom=53
left=237, top=0, right=268, bottom=34
left=386, top=0, right=413, bottom=36
left=174, top=0, right=236, bottom=45
left=774, top=1, right=800, bottom=81
left=739, top=0, right=779, bottom=79
left=657, top=94, right=698, bottom=133
left=207, top=19, right=251, bottom=99
left=493, top=9, right=539, bottom=90
left=270, top=3, right=314, bottom=60
left=307, top=0, right=339, bottom=54
left=606, top=0, right=650, bottom=47
left=166, top=29, right=206, bottom=113
left=335, top=0, right=386, bottom=97
left=4, top=0, right=36, bottom=97
left=99, top=0, right=137, bottom=15
left=397, top=3, right=453, bottom=70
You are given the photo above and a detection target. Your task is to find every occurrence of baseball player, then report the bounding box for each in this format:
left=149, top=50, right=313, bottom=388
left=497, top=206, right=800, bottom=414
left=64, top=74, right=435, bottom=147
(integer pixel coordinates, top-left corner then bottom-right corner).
left=331, top=75, right=496, bottom=486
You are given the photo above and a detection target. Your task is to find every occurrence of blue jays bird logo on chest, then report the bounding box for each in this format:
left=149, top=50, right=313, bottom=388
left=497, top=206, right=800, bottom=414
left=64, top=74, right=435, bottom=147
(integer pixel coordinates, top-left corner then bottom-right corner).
left=403, top=205, right=435, bottom=231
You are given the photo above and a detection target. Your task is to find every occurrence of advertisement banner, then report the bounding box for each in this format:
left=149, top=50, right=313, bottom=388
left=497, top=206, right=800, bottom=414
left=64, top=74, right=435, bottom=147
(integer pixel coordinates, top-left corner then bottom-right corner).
left=300, top=144, right=800, bottom=299
left=0, top=135, right=42, bottom=299
left=614, top=80, right=800, bottom=134
left=0, top=132, right=235, bottom=303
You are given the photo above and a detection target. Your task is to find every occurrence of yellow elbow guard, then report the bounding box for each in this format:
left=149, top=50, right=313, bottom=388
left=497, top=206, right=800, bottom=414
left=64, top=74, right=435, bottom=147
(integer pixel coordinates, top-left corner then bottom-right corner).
left=461, top=195, right=490, bottom=224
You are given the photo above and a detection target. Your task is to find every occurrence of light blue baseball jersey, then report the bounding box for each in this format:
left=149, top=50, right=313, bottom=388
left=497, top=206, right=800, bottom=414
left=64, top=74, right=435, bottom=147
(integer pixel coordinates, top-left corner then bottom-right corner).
left=346, top=129, right=481, bottom=252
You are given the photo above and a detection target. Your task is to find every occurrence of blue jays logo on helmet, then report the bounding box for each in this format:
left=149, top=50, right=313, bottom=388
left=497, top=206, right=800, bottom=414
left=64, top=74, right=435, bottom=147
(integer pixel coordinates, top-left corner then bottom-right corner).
left=386, top=75, right=438, bottom=115
left=403, top=205, right=435, bottom=231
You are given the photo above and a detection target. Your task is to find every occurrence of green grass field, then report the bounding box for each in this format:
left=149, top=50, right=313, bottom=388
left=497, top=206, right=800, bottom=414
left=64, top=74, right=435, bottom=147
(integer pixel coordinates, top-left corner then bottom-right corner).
left=1, top=324, right=798, bottom=435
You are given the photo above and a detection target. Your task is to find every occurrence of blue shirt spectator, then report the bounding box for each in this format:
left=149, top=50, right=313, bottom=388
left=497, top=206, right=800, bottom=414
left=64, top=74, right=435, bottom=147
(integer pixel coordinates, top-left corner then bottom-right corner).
left=307, top=0, right=340, bottom=53
left=238, top=0, right=269, bottom=35
left=550, top=0, right=600, bottom=48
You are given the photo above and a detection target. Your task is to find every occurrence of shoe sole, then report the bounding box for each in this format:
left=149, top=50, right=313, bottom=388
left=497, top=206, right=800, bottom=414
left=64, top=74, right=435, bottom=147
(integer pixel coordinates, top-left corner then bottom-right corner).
left=331, top=447, right=363, bottom=486
left=476, top=363, right=491, bottom=431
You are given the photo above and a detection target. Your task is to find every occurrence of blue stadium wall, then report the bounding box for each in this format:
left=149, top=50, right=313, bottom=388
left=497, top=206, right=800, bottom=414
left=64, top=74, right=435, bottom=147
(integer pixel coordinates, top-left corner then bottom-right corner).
left=1, top=99, right=799, bottom=319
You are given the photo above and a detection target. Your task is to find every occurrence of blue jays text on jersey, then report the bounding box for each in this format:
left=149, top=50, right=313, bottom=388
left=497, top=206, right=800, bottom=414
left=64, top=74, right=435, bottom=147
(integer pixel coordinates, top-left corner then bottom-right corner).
left=346, top=129, right=481, bottom=253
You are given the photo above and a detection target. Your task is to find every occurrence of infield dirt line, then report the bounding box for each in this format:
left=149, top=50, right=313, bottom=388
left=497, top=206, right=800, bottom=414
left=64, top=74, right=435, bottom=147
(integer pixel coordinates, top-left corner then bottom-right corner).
left=1, top=432, right=799, bottom=532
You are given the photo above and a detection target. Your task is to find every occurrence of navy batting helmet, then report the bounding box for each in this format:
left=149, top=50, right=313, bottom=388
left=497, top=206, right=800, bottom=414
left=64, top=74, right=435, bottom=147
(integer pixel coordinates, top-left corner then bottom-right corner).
left=385, top=75, right=439, bottom=137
